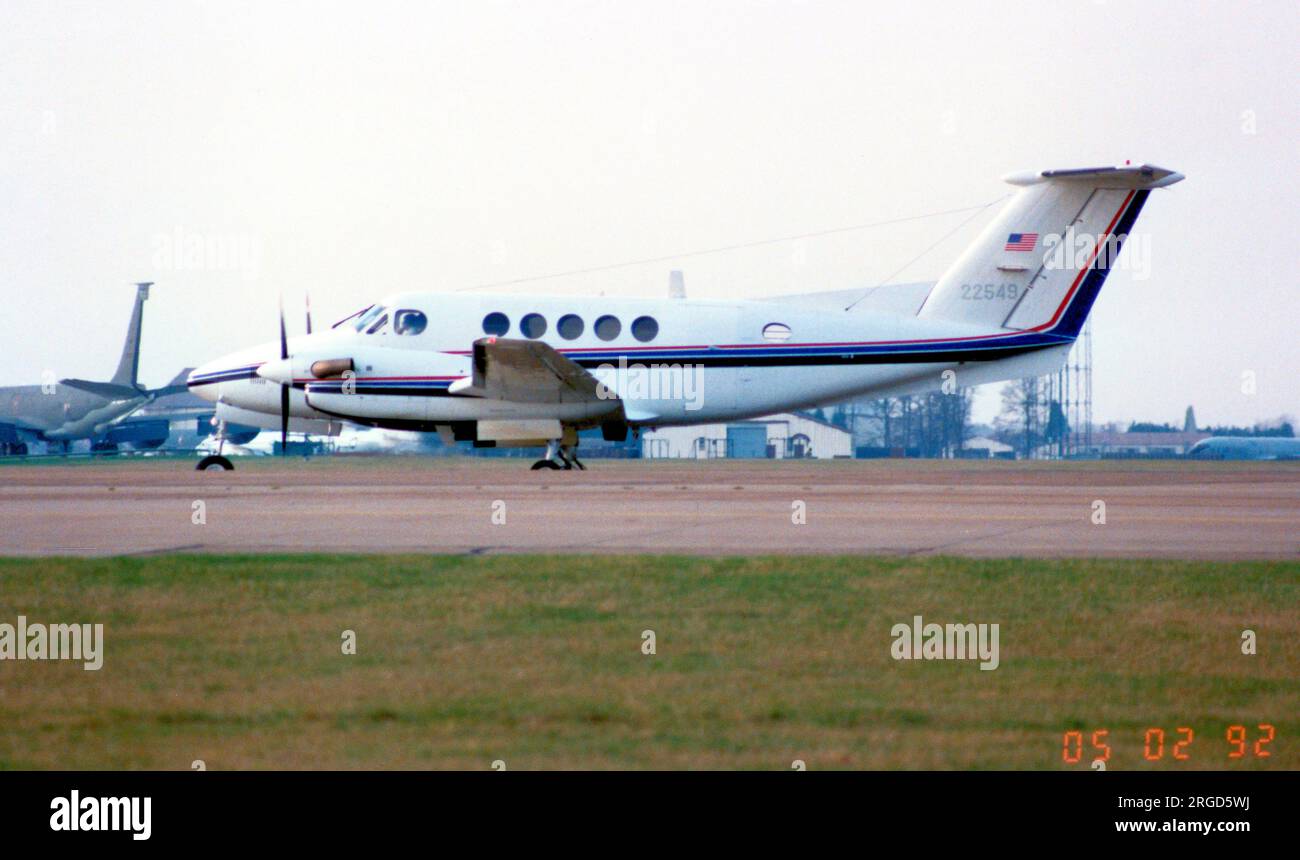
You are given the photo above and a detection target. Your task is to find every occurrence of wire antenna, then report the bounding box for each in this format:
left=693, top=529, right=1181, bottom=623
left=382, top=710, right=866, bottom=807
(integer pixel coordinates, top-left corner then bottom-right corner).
left=457, top=199, right=1007, bottom=293
left=842, top=195, right=1007, bottom=311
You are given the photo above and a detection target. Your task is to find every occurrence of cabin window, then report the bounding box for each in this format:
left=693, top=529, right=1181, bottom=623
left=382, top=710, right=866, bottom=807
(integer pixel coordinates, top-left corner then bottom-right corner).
left=557, top=314, right=584, bottom=340
left=631, top=316, right=659, bottom=342
left=482, top=312, right=510, bottom=336
left=394, top=309, right=428, bottom=336
left=594, top=315, right=621, bottom=341
left=762, top=322, right=792, bottom=342
left=366, top=313, right=389, bottom=334
left=520, top=313, right=547, bottom=339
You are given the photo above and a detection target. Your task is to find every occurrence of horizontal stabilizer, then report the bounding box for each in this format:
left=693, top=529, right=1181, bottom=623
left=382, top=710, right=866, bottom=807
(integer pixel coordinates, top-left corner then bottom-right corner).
left=1002, top=164, right=1185, bottom=189
left=59, top=378, right=143, bottom=400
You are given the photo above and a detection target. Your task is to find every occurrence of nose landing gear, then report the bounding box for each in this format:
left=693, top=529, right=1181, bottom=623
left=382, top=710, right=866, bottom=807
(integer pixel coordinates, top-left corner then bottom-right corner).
left=196, top=455, right=234, bottom=471
left=196, top=419, right=235, bottom=471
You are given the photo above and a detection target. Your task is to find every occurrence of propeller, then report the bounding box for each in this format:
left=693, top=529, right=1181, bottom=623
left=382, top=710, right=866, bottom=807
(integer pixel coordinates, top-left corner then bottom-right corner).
left=279, top=296, right=290, bottom=456
left=259, top=294, right=329, bottom=456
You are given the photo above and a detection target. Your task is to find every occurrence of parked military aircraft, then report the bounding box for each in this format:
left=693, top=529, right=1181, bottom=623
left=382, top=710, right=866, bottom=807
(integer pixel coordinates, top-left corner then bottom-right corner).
left=0, top=284, right=181, bottom=454
left=0, top=283, right=262, bottom=456
left=1186, top=437, right=1300, bottom=460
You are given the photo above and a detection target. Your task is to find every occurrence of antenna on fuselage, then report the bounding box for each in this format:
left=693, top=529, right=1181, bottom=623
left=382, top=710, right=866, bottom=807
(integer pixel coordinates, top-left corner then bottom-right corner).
left=669, top=270, right=685, bottom=299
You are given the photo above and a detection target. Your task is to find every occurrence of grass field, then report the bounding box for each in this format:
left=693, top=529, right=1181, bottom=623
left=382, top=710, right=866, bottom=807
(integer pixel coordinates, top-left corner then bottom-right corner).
left=0, top=554, right=1296, bottom=770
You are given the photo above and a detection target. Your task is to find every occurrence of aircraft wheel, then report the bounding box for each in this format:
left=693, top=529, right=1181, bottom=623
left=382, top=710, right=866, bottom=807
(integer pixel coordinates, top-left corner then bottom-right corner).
left=530, top=459, right=561, bottom=471
left=196, top=455, right=234, bottom=472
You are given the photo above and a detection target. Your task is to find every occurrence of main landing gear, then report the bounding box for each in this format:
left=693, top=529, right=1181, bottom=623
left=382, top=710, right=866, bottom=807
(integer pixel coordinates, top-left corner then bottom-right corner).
left=530, top=439, right=585, bottom=471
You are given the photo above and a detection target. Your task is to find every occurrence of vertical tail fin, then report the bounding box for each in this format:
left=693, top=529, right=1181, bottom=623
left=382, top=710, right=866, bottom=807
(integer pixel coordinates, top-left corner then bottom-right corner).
left=916, top=164, right=1183, bottom=338
left=109, top=282, right=152, bottom=387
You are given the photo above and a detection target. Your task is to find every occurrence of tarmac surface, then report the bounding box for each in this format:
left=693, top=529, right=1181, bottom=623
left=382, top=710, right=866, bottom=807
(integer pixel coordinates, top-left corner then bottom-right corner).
left=1, top=457, right=1297, bottom=559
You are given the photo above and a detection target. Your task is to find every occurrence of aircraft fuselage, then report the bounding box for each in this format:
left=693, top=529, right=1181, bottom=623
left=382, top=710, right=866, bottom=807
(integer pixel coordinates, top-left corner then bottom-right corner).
left=188, top=291, right=1072, bottom=431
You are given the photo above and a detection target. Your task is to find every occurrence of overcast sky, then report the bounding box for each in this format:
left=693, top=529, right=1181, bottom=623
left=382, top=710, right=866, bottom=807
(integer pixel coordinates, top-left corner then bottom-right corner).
left=2, top=1, right=1295, bottom=426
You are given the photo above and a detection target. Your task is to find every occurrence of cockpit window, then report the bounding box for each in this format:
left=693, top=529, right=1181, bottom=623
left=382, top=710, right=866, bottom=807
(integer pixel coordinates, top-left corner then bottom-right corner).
left=366, top=313, right=389, bottom=334
left=394, top=309, right=428, bottom=336
left=333, top=305, right=373, bottom=329
left=353, top=305, right=387, bottom=332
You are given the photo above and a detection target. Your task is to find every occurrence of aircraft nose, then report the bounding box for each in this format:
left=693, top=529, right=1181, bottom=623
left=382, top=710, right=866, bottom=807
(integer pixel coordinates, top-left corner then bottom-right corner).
left=186, top=363, right=221, bottom=403
left=187, top=354, right=248, bottom=403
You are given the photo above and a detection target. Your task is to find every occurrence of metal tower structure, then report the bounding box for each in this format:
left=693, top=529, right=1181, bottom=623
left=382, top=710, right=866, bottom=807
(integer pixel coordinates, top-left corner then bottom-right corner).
left=1048, top=317, right=1094, bottom=458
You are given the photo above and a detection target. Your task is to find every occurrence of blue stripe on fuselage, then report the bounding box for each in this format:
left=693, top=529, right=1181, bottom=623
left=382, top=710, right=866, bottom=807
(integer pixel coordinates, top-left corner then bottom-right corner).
left=187, top=364, right=261, bottom=387
left=192, top=329, right=1074, bottom=393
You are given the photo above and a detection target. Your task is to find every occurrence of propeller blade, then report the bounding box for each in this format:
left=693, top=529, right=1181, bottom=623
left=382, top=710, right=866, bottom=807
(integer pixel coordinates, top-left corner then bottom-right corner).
left=280, top=383, right=290, bottom=456
left=305, top=294, right=313, bottom=335
left=279, top=296, right=289, bottom=360
left=278, top=295, right=290, bottom=455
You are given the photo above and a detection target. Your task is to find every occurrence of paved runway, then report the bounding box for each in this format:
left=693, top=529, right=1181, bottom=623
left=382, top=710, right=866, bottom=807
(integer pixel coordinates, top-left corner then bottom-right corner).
left=1, top=458, right=1297, bottom=559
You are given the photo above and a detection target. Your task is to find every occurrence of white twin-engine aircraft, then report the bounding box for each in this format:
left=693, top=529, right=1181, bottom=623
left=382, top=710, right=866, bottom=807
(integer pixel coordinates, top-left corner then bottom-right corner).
left=188, top=163, right=1183, bottom=470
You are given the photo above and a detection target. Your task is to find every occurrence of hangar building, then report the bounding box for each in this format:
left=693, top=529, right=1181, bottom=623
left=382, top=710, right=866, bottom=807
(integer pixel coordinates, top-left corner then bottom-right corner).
left=641, top=412, right=852, bottom=459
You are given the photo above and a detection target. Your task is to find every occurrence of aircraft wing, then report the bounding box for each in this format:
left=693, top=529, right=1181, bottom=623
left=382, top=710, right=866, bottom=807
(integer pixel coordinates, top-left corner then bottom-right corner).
left=451, top=337, right=607, bottom=404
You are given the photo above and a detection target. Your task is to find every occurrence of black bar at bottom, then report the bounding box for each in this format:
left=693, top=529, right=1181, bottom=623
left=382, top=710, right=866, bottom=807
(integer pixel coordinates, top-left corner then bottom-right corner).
left=1, top=770, right=1291, bottom=846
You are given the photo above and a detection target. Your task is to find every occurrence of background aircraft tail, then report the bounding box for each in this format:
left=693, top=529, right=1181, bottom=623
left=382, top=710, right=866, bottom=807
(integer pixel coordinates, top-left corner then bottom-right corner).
left=109, top=282, right=152, bottom=387
left=61, top=283, right=160, bottom=400
left=916, top=164, right=1183, bottom=339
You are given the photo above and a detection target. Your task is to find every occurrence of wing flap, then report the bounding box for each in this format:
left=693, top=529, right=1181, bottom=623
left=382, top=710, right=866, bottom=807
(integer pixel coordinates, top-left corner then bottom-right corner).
left=468, top=337, right=606, bottom=404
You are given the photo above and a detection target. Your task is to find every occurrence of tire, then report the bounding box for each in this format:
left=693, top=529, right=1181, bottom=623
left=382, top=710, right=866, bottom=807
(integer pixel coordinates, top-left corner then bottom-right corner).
left=196, top=455, right=234, bottom=472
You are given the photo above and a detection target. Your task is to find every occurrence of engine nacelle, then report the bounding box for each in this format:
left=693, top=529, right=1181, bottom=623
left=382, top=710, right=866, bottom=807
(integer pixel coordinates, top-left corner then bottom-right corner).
left=215, top=401, right=343, bottom=436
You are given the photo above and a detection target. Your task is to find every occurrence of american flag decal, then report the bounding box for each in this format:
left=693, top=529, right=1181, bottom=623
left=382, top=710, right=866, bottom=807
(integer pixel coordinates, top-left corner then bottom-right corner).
left=1004, top=232, right=1038, bottom=252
